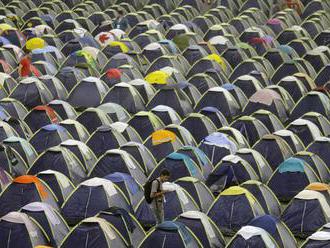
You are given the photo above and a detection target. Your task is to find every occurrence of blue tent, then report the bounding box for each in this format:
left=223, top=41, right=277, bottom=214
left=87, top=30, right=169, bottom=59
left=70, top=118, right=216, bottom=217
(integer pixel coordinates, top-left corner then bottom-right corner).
left=89, top=149, right=147, bottom=185
left=61, top=217, right=127, bottom=247
left=242, top=181, right=281, bottom=217
left=199, top=132, right=237, bottom=165
left=0, top=175, right=58, bottom=217
left=176, top=146, right=213, bottom=178
left=267, top=158, right=320, bottom=202
left=281, top=190, right=330, bottom=238
left=139, top=221, right=202, bottom=248
left=104, top=172, right=143, bottom=208
left=28, top=146, right=87, bottom=185
left=97, top=207, right=146, bottom=247
left=149, top=152, right=204, bottom=182
left=36, top=170, right=75, bottom=206
left=29, top=124, right=71, bottom=154
left=307, top=137, right=330, bottom=168
left=226, top=225, right=277, bottom=248
left=0, top=212, right=48, bottom=247
left=206, top=155, right=259, bottom=194
left=61, top=178, right=131, bottom=225
left=86, top=125, right=127, bottom=157
left=208, top=186, right=265, bottom=236
left=249, top=215, right=297, bottom=248
left=176, top=211, right=226, bottom=248
left=176, top=177, right=214, bottom=212
left=21, top=202, right=69, bottom=247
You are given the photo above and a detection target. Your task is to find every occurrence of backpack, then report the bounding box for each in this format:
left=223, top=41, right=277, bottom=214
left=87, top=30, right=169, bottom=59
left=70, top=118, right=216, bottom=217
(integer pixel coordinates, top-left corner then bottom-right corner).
left=144, top=179, right=160, bottom=204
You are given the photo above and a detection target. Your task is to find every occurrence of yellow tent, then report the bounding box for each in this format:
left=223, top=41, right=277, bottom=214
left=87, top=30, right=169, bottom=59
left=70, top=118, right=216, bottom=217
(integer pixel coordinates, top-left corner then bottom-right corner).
left=152, top=130, right=176, bottom=145
left=145, top=71, right=170, bottom=85
left=0, top=23, right=15, bottom=32
left=109, top=41, right=129, bottom=53
left=26, top=37, right=45, bottom=51
left=220, top=186, right=256, bottom=204
left=206, top=54, right=227, bottom=71
left=306, top=183, right=330, bottom=192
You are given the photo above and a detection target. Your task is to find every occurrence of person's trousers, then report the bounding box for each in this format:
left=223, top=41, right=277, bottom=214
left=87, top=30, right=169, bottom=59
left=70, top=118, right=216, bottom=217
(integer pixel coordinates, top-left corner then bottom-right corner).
left=151, top=201, right=164, bottom=225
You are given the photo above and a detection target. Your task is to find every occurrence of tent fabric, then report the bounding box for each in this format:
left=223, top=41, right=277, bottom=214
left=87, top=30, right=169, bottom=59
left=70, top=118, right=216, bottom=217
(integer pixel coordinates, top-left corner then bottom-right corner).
left=0, top=0, right=330, bottom=246
left=278, top=158, right=305, bottom=173
left=0, top=211, right=47, bottom=247
left=151, top=130, right=176, bottom=145
left=236, top=225, right=276, bottom=248
left=13, top=175, right=48, bottom=199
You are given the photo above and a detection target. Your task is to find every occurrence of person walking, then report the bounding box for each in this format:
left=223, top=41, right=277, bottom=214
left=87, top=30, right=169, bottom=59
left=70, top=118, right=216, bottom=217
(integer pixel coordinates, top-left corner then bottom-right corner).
left=147, top=170, right=170, bottom=225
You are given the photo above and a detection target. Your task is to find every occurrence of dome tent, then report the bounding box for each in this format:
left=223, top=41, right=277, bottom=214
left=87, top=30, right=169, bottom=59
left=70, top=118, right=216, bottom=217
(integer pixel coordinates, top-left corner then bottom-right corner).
left=164, top=124, right=197, bottom=147
left=128, top=111, right=164, bottom=141
left=307, top=137, right=330, bottom=169
left=150, top=105, right=182, bottom=126
left=75, top=107, right=113, bottom=134
left=144, top=130, right=183, bottom=163
left=287, top=118, right=322, bottom=147
left=89, top=149, right=147, bottom=185
left=241, top=180, right=281, bottom=217
left=175, top=177, right=214, bottom=213
left=9, top=77, right=53, bottom=110
left=226, top=225, right=278, bottom=248
left=48, top=100, right=77, bottom=120
left=86, top=125, right=127, bottom=158
left=273, top=129, right=304, bottom=154
left=60, top=139, right=96, bottom=172
left=138, top=221, right=202, bottom=248
left=301, top=231, right=330, bottom=248
left=206, top=154, right=259, bottom=194
left=281, top=190, right=330, bottom=238
left=176, top=145, right=213, bottom=178
left=180, top=113, right=217, bottom=144
left=60, top=217, right=127, bottom=248
left=29, top=124, right=71, bottom=154
left=24, top=105, right=61, bottom=133
left=104, top=172, right=144, bottom=208
left=0, top=212, right=48, bottom=248
left=253, top=134, right=294, bottom=171
left=28, top=146, right=87, bottom=185
left=59, top=119, right=89, bottom=142
left=268, top=157, right=320, bottom=202
left=0, top=175, right=58, bottom=217
left=120, top=141, right=156, bottom=175
left=97, top=207, right=146, bottom=247
left=199, top=132, right=238, bottom=166
left=67, top=76, right=108, bottom=110
left=176, top=211, right=226, bottom=248
left=208, top=186, right=265, bottom=236
left=3, top=135, right=37, bottom=167
left=36, top=170, right=74, bottom=206
left=109, top=122, right=142, bottom=143
left=230, top=115, right=270, bottom=147
left=149, top=152, right=204, bottom=182
left=61, top=177, right=131, bottom=226
left=21, top=202, right=69, bottom=247
left=236, top=148, right=273, bottom=183
left=243, top=89, right=288, bottom=123
left=249, top=215, right=297, bottom=248
left=292, top=151, right=330, bottom=183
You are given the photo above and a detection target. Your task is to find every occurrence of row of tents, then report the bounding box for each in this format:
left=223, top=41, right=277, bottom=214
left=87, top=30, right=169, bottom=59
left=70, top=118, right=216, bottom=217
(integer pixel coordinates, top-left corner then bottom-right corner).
left=0, top=0, right=329, bottom=247
left=2, top=175, right=330, bottom=247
